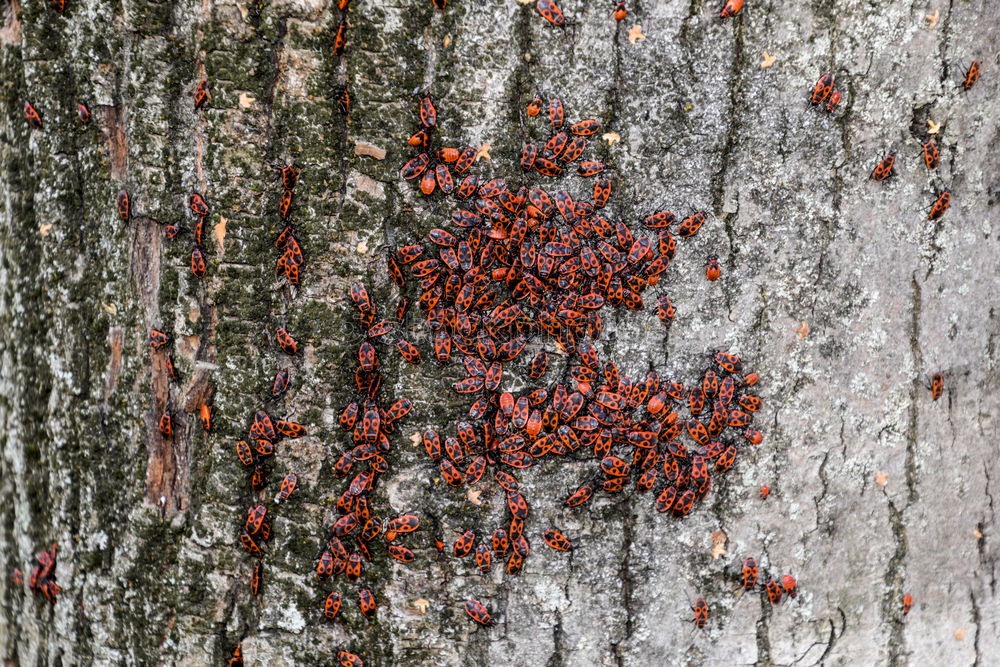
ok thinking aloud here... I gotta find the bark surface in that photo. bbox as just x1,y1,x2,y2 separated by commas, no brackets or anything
1,0,998,665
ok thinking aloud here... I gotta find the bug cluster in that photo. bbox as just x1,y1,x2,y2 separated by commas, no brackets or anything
808,72,843,114
399,96,479,197
274,165,305,285
148,329,181,438
315,282,422,623
737,557,797,606
232,324,309,596
811,59,983,222
12,544,61,605
22,97,92,130
386,95,765,624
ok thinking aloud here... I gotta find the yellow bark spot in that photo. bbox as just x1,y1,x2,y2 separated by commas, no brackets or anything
355,141,387,160
627,24,645,44
710,530,727,559
927,119,940,134
925,9,940,29
475,144,492,161
795,321,810,339
602,131,621,145
214,217,227,251
760,51,777,68
875,472,888,487
39,223,52,236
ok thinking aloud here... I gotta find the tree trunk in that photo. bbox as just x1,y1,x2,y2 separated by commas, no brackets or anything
2,0,998,665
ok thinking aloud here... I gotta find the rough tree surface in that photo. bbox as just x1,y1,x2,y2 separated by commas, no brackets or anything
1,0,998,665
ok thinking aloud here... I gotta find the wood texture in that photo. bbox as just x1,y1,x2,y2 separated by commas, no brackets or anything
1,0,998,665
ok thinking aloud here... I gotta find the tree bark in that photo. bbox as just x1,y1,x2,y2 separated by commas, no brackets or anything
2,0,998,665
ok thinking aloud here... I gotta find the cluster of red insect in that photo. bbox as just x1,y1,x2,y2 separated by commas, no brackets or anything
233,348,305,595
738,558,797,606
332,0,353,117
147,328,189,438
22,99,92,130
856,59,979,221
399,96,480,197
686,559,798,629
520,94,606,179
10,544,61,605
560,352,764,517
274,165,304,285
312,282,421,627
808,72,843,114
387,95,762,627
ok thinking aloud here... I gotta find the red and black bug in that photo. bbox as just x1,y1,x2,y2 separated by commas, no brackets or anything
527,95,543,117
464,599,493,626
272,368,290,397
962,60,981,90
77,103,91,124
536,0,566,26
690,598,709,629
117,189,131,221
419,96,437,128
676,211,706,238
194,80,210,110
275,419,306,438
453,530,476,557
928,191,950,221
613,1,627,21
164,354,180,382
277,164,300,191
333,18,349,55
759,484,770,499
324,591,342,620
542,530,572,551
902,593,913,615
720,0,743,18
929,372,944,400
548,97,565,129
781,574,798,599
276,327,299,355
191,247,207,279
359,588,377,617
921,139,940,170
199,404,212,431
335,84,351,116
228,644,243,667
50,0,65,11
870,151,896,182
149,329,171,349
275,473,298,503
741,558,759,590
705,256,721,281
809,73,835,106
825,90,842,113
24,101,43,129
764,579,783,604
577,161,605,177
189,193,210,217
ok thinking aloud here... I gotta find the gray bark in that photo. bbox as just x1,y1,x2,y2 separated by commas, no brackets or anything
1,0,998,665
